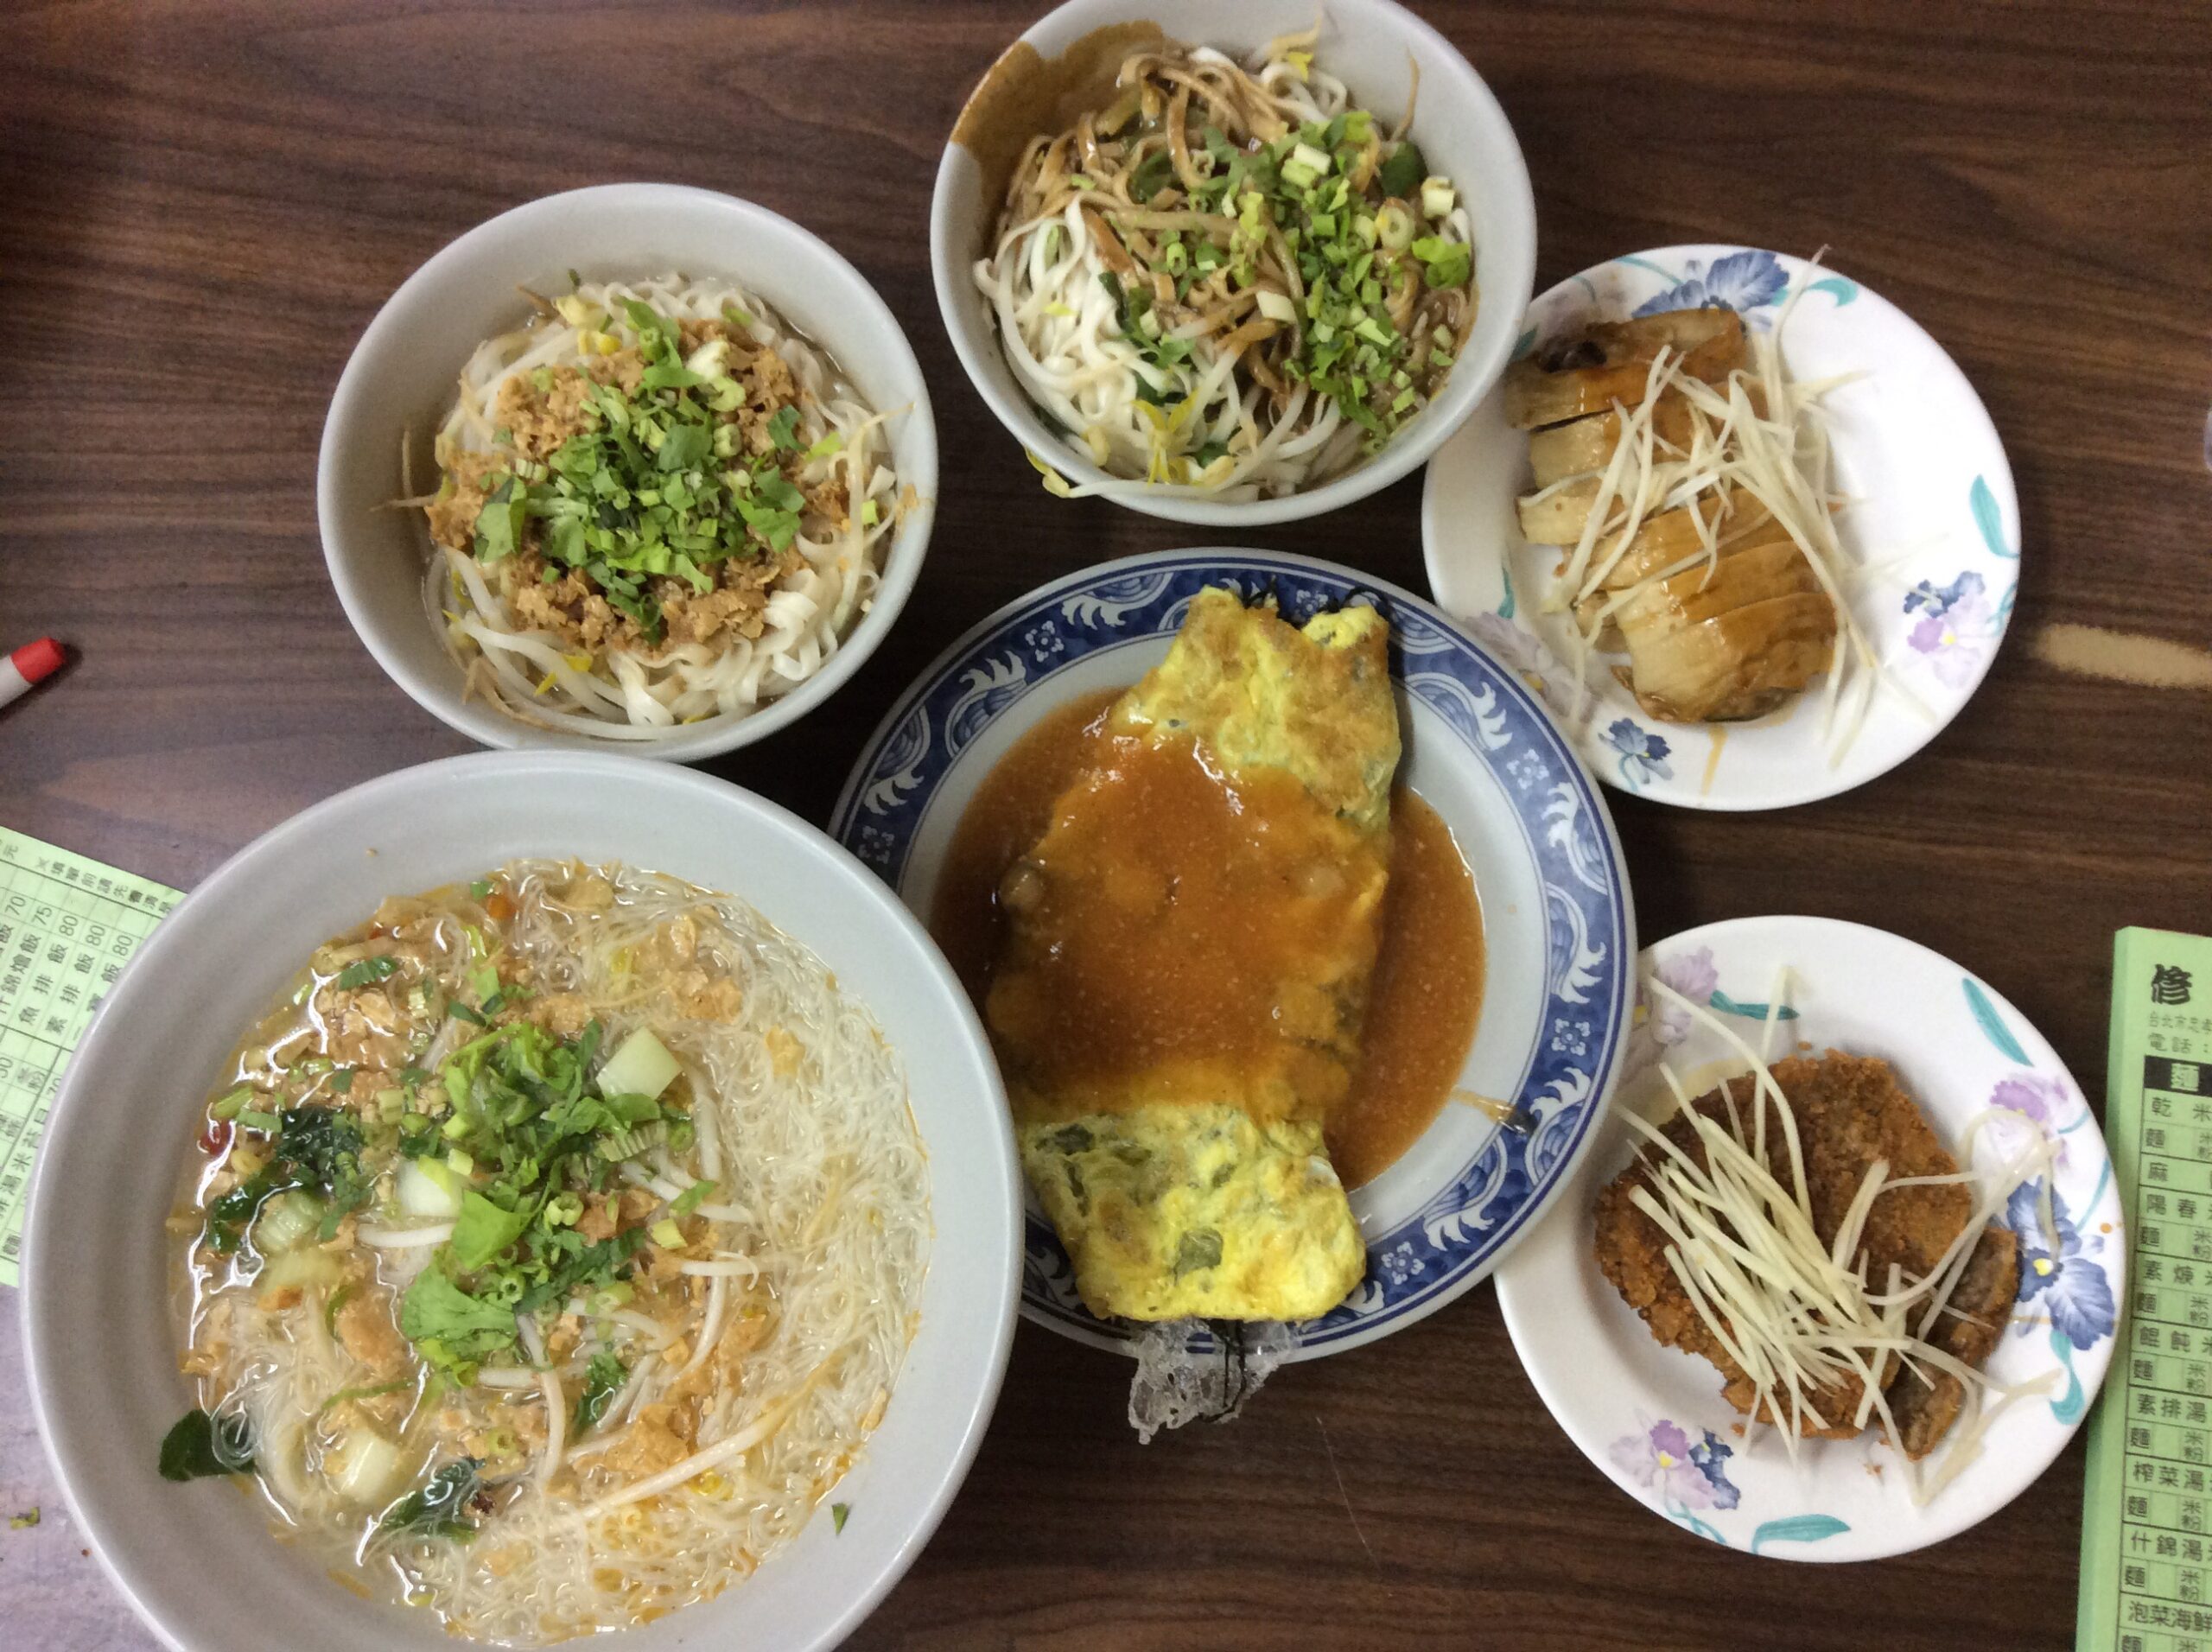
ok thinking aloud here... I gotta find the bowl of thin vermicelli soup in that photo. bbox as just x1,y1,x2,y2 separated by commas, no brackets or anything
931,0,1535,526
22,753,1020,1650
321,185,937,756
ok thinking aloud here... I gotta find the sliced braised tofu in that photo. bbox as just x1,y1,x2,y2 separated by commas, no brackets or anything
1503,308,1747,430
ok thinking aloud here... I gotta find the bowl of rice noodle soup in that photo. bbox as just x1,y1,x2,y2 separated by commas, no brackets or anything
21,753,1020,1651
321,184,937,758
931,0,1535,525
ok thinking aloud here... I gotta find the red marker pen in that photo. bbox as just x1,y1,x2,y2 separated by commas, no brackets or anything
1,639,65,709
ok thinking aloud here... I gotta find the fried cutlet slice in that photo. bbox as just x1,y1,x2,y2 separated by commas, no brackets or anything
1592,1052,2019,1457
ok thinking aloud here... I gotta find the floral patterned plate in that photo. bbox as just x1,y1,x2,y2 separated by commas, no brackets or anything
829,550,1636,1360
1494,915,2121,1560
1421,245,2019,810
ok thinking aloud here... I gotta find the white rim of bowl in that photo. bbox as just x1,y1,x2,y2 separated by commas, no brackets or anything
20,750,1020,1652
318,183,938,761
927,0,1536,526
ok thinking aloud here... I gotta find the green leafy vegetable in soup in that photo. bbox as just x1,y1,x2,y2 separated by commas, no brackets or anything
165,861,930,1645
379,1458,487,1542
157,1409,255,1482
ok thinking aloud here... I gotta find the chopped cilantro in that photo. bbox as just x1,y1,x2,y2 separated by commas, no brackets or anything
1377,140,1427,200
399,1270,518,1374
448,1191,531,1271
470,480,526,563
389,1020,682,1371
1129,148,1177,202
570,1352,627,1435
332,956,399,991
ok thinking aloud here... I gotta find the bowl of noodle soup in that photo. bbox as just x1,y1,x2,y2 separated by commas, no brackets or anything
931,0,1535,525
321,185,937,756
21,753,1020,1650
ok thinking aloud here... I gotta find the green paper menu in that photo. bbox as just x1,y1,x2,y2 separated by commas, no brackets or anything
2081,928,2212,1652
0,828,180,1287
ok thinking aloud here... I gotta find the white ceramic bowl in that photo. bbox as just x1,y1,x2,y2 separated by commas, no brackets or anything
21,753,1020,1652
930,0,1536,526
320,184,938,759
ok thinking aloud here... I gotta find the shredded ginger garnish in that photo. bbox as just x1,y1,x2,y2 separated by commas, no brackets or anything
1622,973,2057,1504
1539,262,1928,763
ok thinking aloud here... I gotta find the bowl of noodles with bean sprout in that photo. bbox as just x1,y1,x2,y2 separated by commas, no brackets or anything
22,751,1020,1650
321,185,937,755
932,0,1534,525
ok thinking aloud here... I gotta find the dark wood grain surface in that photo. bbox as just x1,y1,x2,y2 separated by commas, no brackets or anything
3,2,2208,1646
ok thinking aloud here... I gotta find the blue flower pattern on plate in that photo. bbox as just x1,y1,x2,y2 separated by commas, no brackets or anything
2010,1179,2117,1351
1631,249,1789,317
828,553,1633,1357
1604,718,1673,789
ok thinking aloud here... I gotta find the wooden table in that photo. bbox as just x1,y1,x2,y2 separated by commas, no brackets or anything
2,2,2207,1645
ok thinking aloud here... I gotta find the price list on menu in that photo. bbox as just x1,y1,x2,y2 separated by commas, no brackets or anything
2082,929,2212,1652
0,828,179,1287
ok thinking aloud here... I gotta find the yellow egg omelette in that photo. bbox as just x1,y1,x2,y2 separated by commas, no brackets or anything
987,587,1401,1321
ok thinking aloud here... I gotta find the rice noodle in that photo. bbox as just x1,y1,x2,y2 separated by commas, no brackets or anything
173,861,930,1643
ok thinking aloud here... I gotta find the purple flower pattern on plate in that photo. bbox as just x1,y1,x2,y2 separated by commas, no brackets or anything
1991,1071,2076,1167
1611,1418,1742,1512
1903,571,1995,687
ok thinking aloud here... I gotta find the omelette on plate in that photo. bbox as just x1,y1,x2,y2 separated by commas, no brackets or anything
987,587,1401,1321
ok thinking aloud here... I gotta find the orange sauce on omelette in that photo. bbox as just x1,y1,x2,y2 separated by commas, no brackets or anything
932,687,1485,1189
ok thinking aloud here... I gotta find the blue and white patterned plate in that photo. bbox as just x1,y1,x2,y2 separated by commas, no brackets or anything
1421,245,2020,810
1496,916,2122,1560
830,550,1637,1359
